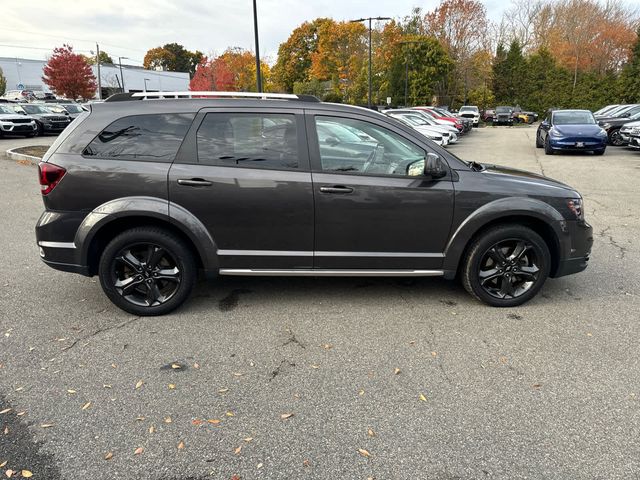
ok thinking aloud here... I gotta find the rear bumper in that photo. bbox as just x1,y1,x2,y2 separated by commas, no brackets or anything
36,209,91,276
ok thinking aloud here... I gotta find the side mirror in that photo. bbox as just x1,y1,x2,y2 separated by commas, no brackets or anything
424,152,447,179
324,136,339,146
622,112,630,118
541,120,549,129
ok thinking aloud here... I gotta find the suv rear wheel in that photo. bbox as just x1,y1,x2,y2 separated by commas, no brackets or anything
98,227,197,316
462,225,550,307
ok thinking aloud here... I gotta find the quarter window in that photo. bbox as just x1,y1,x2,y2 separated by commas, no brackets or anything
197,113,299,170
314,116,425,176
83,113,194,161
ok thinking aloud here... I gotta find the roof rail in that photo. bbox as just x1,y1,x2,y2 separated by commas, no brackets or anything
104,91,321,103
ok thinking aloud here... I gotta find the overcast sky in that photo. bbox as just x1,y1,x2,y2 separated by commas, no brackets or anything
0,0,508,66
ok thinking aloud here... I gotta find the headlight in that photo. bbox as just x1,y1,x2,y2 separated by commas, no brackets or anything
550,128,562,137
566,198,584,220
597,129,607,136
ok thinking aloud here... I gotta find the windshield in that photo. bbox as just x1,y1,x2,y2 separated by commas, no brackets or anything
0,105,16,114
553,111,596,125
460,106,478,112
20,105,51,114
64,104,83,113
496,107,512,113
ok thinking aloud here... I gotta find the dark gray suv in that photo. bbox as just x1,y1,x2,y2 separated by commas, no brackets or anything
35,92,593,315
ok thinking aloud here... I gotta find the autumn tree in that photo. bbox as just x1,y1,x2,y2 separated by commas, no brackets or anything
272,18,333,92
189,48,271,92
0,67,6,96
83,51,113,65
619,28,640,102
42,45,97,100
144,43,203,77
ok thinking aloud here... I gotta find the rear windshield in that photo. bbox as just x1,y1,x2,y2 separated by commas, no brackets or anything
553,111,595,125
83,113,194,162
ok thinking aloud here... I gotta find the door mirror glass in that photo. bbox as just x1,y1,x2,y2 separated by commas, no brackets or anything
324,136,339,146
424,153,447,179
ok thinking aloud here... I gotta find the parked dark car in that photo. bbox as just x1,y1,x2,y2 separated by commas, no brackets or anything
482,109,495,122
494,106,514,125
597,109,640,146
536,109,607,155
0,104,38,138
35,92,592,315
12,104,71,135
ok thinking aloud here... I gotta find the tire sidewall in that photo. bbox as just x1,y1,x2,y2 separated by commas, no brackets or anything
98,228,196,316
464,226,551,307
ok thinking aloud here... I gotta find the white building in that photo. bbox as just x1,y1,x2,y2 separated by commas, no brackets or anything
0,57,190,98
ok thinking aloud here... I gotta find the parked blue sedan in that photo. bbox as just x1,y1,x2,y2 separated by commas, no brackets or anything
536,109,608,155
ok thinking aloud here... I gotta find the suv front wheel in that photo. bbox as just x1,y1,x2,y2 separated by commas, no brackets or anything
462,225,551,307
98,227,197,316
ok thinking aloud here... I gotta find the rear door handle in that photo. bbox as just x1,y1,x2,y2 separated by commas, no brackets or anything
177,178,213,187
319,185,354,194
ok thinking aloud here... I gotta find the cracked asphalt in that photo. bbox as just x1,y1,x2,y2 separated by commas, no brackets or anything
1,126,639,479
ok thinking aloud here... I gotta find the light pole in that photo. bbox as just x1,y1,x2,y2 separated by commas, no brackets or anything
94,44,102,100
144,78,150,92
349,16,391,109
118,56,129,93
252,0,262,92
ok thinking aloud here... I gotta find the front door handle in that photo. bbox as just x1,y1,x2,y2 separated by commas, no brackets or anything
177,178,213,187
320,185,354,194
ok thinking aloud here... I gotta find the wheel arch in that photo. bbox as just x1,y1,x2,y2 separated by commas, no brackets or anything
443,198,567,278
74,196,219,276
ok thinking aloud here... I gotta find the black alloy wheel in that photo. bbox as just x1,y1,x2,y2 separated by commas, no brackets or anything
608,129,625,146
462,225,550,307
99,227,196,315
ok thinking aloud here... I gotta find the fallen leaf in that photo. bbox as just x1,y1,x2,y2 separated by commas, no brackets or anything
0,409,11,414
280,413,294,420
322,344,332,350
104,452,113,460
532,384,542,389
5,469,13,478
233,372,244,377
82,402,92,410
21,470,33,478
358,448,371,458
163,417,172,424
358,390,365,396
218,388,229,393
234,445,242,455
168,384,176,390
394,368,401,375
135,380,144,389
431,351,437,357
136,416,145,421
226,411,235,417
111,363,117,369
244,437,253,442
587,332,593,337
149,425,155,433
0,462,5,468
171,363,181,369
177,440,185,450
368,428,375,437
103,385,112,389
419,393,427,402
40,424,54,428
191,419,203,426
134,447,144,455
16,412,26,417
207,419,221,425
15,387,24,392
67,390,76,394
303,459,311,467
257,463,263,469
3,427,8,434
499,356,508,364
193,363,200,369
311,365,320,369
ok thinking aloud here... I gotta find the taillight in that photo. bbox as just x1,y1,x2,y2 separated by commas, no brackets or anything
38,162,66,195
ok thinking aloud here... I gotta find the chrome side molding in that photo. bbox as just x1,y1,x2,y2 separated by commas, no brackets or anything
218,269,444,277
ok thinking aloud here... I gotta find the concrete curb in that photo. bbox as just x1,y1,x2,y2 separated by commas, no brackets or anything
5,147,42,165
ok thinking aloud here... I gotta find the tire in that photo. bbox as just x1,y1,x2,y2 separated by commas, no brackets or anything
544,136,554,155
461,225,551,307
608,129,624,146
98,227,197,316
36,123,44,137
593,149,605,156
24,133,35,138
535,132,543,148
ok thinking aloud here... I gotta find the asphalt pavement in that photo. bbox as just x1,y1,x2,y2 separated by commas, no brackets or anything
1,127,639,479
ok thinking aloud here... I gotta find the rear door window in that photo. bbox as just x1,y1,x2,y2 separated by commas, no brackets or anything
83,113,194,162
196,113,299,170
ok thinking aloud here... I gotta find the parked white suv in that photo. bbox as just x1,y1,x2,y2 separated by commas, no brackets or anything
458,105,480,127
0,104,37,137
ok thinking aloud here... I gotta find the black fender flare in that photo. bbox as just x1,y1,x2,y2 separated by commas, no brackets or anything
442,197,569,274
74,196,219,274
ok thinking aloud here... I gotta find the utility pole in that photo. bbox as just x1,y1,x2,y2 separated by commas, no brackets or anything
349,16,391,109
253,0,262,92
118,56,128,93
95,43,102,100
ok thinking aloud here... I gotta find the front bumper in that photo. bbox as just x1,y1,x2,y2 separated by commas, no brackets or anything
549,137,607,151
552,220,593,278
0,122,37,133
42,122,71,132
629,135,640,149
